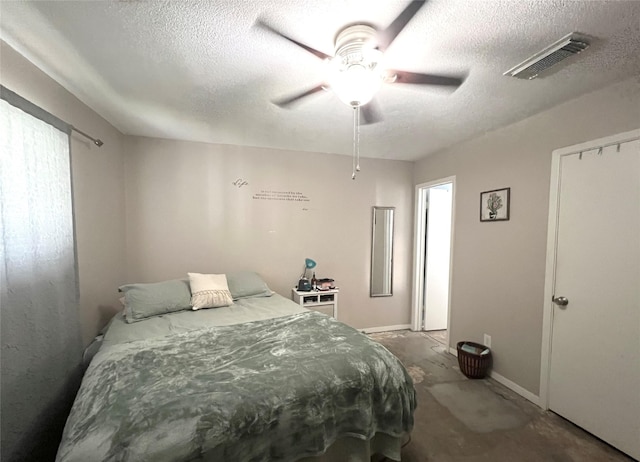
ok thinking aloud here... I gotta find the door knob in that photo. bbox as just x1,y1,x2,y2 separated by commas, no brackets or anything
552,296,569,306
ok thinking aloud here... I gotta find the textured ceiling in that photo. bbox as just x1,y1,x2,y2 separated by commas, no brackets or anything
1,0,639,161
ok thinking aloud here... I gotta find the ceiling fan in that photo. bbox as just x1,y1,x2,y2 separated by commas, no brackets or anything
256,0,465,125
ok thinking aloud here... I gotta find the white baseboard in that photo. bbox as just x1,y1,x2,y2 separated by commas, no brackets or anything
488,370,541,407
361,324,411,334
446,347,541,407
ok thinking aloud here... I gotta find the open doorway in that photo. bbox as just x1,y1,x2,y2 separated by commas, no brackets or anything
411,177,455,349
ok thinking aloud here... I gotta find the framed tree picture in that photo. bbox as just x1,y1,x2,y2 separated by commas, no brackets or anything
480,187,510,221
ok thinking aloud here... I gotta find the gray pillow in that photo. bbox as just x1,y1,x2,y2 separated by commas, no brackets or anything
226,271,273,300
119,279,192,323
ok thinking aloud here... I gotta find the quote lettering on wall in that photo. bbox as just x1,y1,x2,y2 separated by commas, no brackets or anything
232,178,311,203
253,190,310,202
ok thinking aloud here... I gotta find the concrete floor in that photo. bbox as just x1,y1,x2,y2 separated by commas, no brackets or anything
369,330,634,462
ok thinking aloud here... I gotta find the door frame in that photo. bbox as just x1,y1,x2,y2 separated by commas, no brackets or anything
411,176,456,334
539,129,640,410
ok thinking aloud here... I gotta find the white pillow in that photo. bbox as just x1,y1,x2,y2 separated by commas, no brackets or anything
187,272,234,310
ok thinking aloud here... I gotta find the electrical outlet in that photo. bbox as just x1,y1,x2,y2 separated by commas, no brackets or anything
483,334,491,348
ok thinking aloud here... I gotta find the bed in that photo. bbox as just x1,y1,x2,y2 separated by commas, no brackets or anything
56,272,416,462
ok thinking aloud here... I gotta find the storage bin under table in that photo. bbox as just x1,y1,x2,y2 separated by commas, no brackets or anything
291,288,339,319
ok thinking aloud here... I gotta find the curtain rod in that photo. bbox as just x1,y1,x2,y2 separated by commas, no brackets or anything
1,85,104,147
71,126,104,147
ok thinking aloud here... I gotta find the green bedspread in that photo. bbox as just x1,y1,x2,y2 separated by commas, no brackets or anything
56,311,416,462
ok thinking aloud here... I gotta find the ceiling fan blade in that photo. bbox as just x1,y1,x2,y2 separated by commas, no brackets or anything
391,70,464,87
361,100,383,125
273,84,326,108
255,19,332,60
377,1,427,52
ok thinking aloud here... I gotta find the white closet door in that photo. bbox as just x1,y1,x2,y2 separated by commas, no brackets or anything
424,187,452,331
549,139,639,459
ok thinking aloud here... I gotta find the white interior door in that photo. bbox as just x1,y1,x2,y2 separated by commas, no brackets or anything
424,186,452,331
549,138,639,459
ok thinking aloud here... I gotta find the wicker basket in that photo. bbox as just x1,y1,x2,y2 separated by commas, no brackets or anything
457,341,492,379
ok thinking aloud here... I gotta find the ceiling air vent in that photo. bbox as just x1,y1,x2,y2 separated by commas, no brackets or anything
504,33,590,80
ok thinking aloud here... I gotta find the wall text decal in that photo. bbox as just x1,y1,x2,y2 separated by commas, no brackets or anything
232,178,249,188
252,190,310,202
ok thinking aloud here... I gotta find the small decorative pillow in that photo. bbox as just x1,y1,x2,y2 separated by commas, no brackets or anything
188,272,234,310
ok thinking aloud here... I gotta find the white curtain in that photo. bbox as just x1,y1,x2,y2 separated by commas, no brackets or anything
1,99,82,462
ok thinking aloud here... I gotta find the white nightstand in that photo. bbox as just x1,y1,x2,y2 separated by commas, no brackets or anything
291,288,339,319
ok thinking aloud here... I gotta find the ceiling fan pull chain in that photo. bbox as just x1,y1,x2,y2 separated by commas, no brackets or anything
352,105,358,179
355,105,361,173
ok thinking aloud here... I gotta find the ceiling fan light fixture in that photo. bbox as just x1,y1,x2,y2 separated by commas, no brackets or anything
329,63,383,107
328,47,384,107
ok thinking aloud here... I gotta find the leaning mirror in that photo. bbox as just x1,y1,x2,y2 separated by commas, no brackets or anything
371,206,395,297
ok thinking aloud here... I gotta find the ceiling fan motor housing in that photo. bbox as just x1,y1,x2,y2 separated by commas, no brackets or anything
335,25,377,56
331,25,384,106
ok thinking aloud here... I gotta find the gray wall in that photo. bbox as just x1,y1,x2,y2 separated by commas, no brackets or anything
123,136,415,329
414,76,640,395
1,41,127,461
